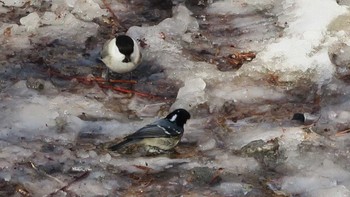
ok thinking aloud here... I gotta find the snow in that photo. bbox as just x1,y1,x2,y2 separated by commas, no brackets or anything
259,0,347,82
20,12,41,31
172,77,207,110
215,182,252,196
1,0,350,196
1,0,30,7
72,0,108,21
306,185,350,197
281,176,337,194
207,0,277,15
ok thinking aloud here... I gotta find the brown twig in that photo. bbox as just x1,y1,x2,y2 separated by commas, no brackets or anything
28,161,64,185
335,128,350,137
98,84,162,99
45,67,171,100
101,0,126,33
132,165,153,173
209,168,224,186
101,0,118,21
48,171,90,196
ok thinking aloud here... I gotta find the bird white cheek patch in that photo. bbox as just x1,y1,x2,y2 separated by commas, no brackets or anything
170,114,177,122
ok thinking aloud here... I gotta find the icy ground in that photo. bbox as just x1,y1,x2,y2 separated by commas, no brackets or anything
1,0,350,196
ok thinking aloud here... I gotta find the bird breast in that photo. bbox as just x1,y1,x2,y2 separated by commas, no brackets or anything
141,136,181,150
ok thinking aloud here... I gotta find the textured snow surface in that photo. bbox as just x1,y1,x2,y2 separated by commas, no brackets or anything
1,0,350,196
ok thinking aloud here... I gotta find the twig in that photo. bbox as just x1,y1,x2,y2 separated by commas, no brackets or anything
45,67,173,100
29,161,64,185
209,168,223,186
132,165,153,173
335,128,350,137
101,0,118,21
98,84,163,99
48,171,90,196
101,0,126,33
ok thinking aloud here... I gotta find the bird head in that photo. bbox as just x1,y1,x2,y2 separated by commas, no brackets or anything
115,35,134,63
165,109,191,127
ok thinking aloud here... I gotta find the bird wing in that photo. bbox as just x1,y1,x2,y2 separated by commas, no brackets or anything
107,138,136,151
125,119,183,140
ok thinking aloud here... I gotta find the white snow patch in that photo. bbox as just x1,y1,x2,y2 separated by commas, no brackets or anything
172,77,207,110
281,176,337,194
20,12,41,31
1,0,30,7
210,84,284,104
259,0,347,82
72,0,108,21
306,185,350,197
208,0,277,15
215,182,252,196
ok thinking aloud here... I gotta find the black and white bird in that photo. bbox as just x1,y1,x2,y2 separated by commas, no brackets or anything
108,109,191,155
100,35,142,77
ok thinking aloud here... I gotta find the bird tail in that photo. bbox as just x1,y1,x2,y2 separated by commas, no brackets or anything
107,139,133,151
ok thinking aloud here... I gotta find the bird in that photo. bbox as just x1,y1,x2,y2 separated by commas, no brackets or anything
100,35,142,79
292,112,320,126
107,109,191,156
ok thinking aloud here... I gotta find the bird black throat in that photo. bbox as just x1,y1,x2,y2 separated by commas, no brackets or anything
115,35,134,63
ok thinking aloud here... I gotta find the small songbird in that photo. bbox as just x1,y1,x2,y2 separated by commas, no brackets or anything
108,109,191,156
100,35,142,76
292,112,319,126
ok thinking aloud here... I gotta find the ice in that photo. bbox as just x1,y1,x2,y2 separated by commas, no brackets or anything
198,137,216,151
160,5,199,34
2,0,350,196
69,178,111,196
66,0,78,7
72,0,108,21
281,176,337,194
38,12,99,44
127,97,167,117
215,182,252,196
0,6,8,14
209,83,285,104
0,146,33,167
209,153,260,173
109,157,190,173
228,124,294,149
259,0,347,82
127,5,199,56
20,12,41,31
306,185,350,197
329,42,350,79
312,101,350,135
1,0,29,7
208,0,276,15
172,77,207,110
17,103,59,129
313,159,350,183
279,149,350,195
99,153,112,163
